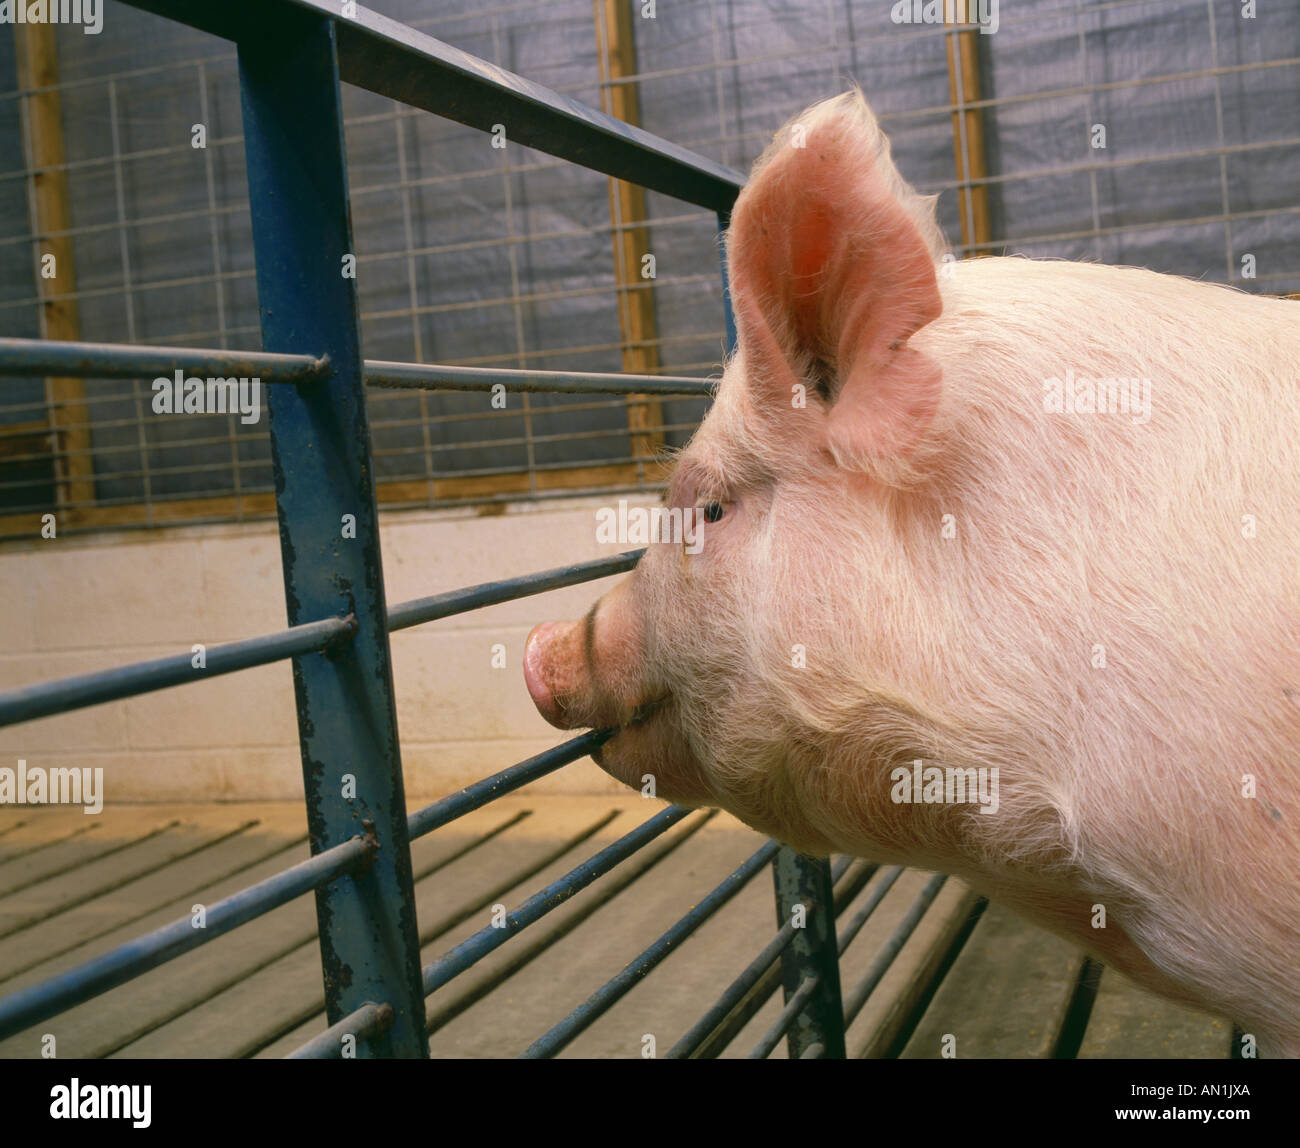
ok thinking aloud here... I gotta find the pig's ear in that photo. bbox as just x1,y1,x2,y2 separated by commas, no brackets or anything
727,89,946,478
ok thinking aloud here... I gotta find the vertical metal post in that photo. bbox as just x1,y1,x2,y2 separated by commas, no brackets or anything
772,847,847,1059
237,9,427,1058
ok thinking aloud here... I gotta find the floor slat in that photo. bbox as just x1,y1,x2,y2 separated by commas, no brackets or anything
900,901,1085,1058
1078,966,1230,1058
0,800,1227,1059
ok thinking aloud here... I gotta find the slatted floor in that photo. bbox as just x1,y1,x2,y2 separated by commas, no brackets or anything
0,798,1231,1058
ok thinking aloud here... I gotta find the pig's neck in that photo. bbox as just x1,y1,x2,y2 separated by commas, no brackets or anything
789,729,1279,1031
775,728,1184,984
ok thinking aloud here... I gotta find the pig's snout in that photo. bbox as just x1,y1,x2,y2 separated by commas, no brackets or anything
524,599,714,807
523,620,588,729
524,581,655,731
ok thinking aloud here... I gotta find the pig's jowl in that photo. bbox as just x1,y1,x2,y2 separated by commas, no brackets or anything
523,90,1300,1056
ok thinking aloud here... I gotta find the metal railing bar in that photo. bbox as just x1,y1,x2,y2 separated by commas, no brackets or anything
126,813,530,1060
424,811,717,1038
0,0,979,1061
406,730,614,841
0,0,570,109
2,830,313,986
0,330,722,397
664,917,801,1059
0,337,328,382
329,1,745,211
826,860,881,916
737,862,886,1059
2,106,1293,271
663,860,874,1059
0,554,640,730
364,360,713,397
415,811,620,948
0,0,1277,108
0,832,376,1042
0,384,702,430
841,874,949,1027
836,866,905,955
420,805,691,997
0,337,712,396
388,550,643,633
0,615,357,730
117,0,745,213
865,895,989,1060
286,1001,395,1059
748,973,821,1059
520,838,782,1058
0,821,272,946
3,1,1285,120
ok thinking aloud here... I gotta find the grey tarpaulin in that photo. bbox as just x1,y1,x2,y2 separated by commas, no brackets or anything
0,0,1295,515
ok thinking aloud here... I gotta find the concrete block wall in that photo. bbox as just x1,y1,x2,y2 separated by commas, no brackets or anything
0,495,659,803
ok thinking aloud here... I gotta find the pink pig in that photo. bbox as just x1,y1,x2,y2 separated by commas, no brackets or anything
523,90,1300,1057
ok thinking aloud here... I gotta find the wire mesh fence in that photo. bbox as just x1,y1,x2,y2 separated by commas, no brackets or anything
1,0,1296,535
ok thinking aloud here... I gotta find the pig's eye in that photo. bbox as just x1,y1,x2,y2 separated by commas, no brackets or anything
703,501,726,524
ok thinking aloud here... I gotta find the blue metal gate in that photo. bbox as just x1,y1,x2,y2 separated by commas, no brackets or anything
0,0,951,1059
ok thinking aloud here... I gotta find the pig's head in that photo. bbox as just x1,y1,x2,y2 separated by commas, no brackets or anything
521,91,1300,1052
525,90,983,860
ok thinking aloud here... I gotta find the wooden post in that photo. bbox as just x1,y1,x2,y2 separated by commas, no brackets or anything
944,3,992,256
15,22,95,514
595,0,664,478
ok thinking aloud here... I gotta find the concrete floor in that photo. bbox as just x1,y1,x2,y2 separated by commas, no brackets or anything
0,796,1230,1058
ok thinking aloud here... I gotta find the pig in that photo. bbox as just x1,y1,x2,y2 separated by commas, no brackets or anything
523,89,1300,1057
